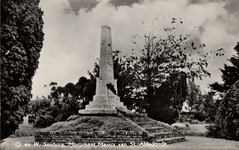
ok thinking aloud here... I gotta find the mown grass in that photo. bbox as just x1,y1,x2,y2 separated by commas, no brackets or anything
172,123,212,136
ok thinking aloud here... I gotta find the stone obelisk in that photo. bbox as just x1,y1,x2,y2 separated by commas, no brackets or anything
79,25,127,114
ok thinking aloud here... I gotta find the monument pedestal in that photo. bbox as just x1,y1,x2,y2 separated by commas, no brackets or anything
79,95,127,114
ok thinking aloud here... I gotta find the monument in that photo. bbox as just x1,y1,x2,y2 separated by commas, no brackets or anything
35,26,185,145
79,25,127,115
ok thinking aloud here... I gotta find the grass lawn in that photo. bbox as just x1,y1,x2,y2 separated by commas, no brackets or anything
1,136,239,150
172,123,213,136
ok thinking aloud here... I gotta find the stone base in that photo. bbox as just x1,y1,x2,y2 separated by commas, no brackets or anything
35,131,144,145
35,115,185,145
78,109,117,115
79,95,127,115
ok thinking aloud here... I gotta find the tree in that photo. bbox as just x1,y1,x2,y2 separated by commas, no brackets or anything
1,0,44,139
207,42,239,140
185,79,203,112
46,77,95,121
124,17,223,116
30,77,93,127
113,51,145,111
210,42,239,93
201,92,218,122
147,71,188,124
29,74,96,127
207,80,239,141
184,80,218,123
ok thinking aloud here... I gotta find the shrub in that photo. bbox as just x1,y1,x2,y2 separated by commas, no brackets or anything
34,115,55,128
149,107,178,125
194,112,205,122
206,125,222,138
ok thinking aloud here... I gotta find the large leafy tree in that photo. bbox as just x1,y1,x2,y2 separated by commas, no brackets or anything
123,18,223,115
1,0,44,139
210,42,239,93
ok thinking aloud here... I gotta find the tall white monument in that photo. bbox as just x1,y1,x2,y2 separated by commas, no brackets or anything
79,25,127,114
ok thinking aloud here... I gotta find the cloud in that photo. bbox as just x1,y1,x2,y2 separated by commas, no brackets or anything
33,0,239,97
68,0,99,15
184,0,239,92
108,0,143,7
224,0,239,14
188,0,239,16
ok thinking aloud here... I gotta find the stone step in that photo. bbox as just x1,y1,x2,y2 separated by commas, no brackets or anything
93,95,121,101
156,136,185,144
151,132,175,139
85,104,115,110
86,100,127,110
136,122,158,128
89,99,112,104
129,116,149,122
144,127,166,133
89,99,123,105
129,116,185,145
78,109,117,114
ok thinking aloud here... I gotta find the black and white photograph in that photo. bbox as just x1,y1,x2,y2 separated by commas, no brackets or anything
1,0,239,149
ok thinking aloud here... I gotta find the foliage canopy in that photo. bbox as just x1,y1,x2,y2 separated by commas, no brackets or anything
1,0,44,139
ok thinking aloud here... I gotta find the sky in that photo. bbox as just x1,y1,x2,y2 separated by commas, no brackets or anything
32,0,239,98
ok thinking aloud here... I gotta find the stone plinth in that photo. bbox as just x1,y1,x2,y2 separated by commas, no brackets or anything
79,25,127,115
79,95,127,114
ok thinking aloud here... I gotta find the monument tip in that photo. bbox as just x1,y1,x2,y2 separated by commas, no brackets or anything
102,25,111,29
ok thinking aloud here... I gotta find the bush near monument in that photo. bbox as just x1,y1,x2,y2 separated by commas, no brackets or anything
1,0,44,139
207,80,239,141
29,77,95,128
